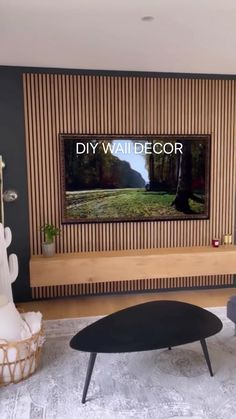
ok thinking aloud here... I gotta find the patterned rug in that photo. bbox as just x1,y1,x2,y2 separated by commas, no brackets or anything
1,307,236,419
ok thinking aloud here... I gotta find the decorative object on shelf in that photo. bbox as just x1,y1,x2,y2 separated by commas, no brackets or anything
0,296,44,385
212,238,220,247
223,234,232,245
0,223,18,302
41,223,60,257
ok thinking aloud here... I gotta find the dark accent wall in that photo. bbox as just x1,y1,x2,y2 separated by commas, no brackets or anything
0,67,31,301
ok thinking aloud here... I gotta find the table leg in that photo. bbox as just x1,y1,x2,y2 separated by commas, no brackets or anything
200,339,213,377
82,352,97,403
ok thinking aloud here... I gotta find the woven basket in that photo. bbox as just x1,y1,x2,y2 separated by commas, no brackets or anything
0,324,44,386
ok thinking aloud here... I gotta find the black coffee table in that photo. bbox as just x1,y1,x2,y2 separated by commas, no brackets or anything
70,300,222,403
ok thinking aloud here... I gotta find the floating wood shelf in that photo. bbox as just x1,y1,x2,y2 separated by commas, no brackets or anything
30,246,236,288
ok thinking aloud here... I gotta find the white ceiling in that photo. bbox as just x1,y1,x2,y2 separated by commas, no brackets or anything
1,0,236,74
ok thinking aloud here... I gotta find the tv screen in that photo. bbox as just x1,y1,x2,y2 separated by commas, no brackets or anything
60,134,210,223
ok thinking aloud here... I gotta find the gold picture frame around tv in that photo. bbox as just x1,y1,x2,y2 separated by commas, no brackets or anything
60,134,211,224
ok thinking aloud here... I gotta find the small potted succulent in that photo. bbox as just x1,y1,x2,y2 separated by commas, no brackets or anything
41,223,60,257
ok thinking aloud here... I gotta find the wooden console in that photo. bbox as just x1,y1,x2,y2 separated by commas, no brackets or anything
30,246,236,288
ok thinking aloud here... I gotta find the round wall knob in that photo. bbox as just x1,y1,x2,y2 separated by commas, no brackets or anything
3,190,18,202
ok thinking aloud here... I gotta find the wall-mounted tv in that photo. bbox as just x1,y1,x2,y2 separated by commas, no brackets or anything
60,134,210,223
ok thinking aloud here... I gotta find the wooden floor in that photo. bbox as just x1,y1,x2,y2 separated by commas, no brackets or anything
18,287,236,320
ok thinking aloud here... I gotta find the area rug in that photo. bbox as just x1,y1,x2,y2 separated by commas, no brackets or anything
1,307,236,419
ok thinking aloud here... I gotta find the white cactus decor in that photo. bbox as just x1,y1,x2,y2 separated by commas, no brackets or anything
0,223,18,302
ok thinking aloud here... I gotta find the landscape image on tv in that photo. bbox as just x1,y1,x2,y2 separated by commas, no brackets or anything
60,135,210,223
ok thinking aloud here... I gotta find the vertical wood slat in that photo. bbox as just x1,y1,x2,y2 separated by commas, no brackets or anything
32,273,235,299
22,73,236,298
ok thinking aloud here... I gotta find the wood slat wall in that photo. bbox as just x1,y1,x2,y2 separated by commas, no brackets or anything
31,275,233,300
23,73,236,298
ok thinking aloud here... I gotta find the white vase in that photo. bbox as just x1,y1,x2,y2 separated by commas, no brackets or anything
42,242,55,257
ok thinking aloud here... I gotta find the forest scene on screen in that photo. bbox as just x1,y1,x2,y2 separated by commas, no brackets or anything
61,136,209,222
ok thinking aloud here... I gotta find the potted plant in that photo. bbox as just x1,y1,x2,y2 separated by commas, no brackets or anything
41,223,60,257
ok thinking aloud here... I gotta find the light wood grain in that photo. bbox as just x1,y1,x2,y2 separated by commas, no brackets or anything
30,246,236,288
17,288,236,320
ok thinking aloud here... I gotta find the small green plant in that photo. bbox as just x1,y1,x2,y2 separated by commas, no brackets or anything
41,223,60,243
